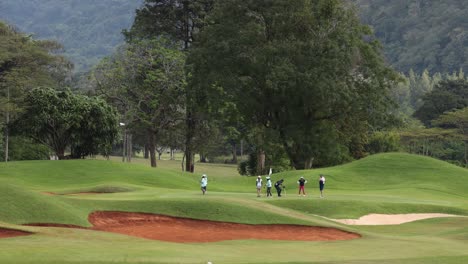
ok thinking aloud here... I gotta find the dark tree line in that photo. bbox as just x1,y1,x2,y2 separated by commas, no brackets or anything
93,0,399,172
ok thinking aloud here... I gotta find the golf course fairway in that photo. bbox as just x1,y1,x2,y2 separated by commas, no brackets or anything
0,152,467,263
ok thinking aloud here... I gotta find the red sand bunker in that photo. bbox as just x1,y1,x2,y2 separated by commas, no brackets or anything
88,211,360,243
24,211,360,243
0,228,31,239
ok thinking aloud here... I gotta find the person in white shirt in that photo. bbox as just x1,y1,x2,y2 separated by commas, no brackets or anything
319,174,325,198
256,176,263,197
265,176,272,197
200,174,208,195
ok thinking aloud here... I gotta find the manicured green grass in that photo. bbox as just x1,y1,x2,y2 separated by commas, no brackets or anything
0,153,467,263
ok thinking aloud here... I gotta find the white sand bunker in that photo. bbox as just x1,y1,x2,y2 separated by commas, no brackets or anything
333,213,462,225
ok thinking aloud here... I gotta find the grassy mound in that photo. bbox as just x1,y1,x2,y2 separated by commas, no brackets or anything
0,182,87,226
274,153,468,195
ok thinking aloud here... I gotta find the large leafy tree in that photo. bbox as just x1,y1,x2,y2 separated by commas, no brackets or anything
0,21,70,162
14,87,118,159
93,38,186,167
189,0,399,170
124,0,214,172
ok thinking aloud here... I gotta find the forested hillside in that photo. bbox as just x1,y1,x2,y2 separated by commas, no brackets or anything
0,0,466,74
355,0,467,74
0,0,143,72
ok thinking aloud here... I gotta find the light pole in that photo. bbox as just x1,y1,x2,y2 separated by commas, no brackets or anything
119,122,126,162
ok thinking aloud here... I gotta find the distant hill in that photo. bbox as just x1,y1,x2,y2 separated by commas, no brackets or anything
355,0,467,74
1,1,466,74
0,0,143,73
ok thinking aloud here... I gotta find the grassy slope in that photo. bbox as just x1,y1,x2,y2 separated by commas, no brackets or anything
0,153,467,263
268,153,468,218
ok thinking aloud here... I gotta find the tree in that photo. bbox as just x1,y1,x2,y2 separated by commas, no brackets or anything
0,21,70,162
399,127,459,157
93,38,186,167
433,107,468,166
189,0,399,170
13,87,118,159
125,0,214,172
413,79,468,126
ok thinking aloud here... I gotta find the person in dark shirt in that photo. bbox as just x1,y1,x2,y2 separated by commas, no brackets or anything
297,176,307,196
274,179,284,197
319,174,326,198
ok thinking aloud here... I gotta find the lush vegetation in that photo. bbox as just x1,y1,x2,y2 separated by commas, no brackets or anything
92,0,400,173
0,0,144,72
0,153,467,263
355,0,468,74
2,0,466,75
0,21,119,161
1,2,468,263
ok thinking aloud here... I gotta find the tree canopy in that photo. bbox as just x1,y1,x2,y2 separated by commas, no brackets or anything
0,0,144,72
13,87,119,159
93,38,186,167
0,20,70,161
413,79,468,126
189,0,399,169
355,0,468,73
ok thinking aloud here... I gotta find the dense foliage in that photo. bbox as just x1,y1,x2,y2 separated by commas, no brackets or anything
92,38,186,167
190,0,399,170
123,0,215,171
13,87,119,159
0,21,70,161
414,79,468,126
0,0,143,72
355,0,468,73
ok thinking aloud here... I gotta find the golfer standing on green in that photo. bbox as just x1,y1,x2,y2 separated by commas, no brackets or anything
256,176,263,197
319,174,325,198
200,174,208,195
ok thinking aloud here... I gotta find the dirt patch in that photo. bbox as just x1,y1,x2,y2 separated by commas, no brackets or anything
26,211,360,243
0,228,31,239
23,223,86,229
333,213,462,225
89,211,360,242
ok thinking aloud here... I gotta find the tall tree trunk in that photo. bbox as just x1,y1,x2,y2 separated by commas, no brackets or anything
232,143,238,163
126,134,132,162
144,144,149,159
185,110,194,173
122,129,127,162
56,148,65,160
181,153,185,171
256,149,265,175
240,139,243,161
304,157,314,169
200,153,207,163
148,133,157,167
